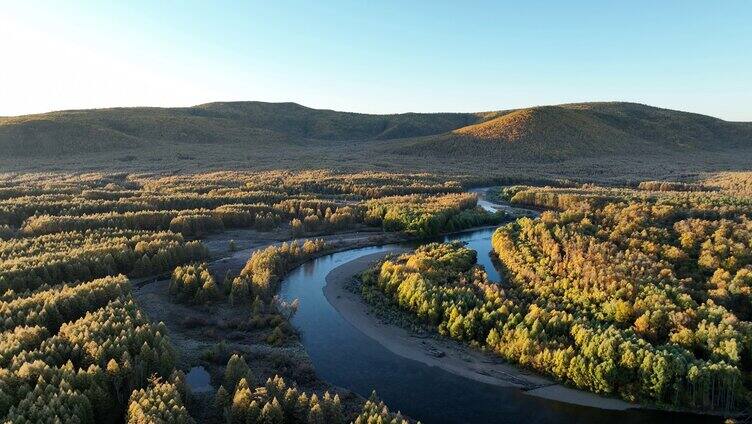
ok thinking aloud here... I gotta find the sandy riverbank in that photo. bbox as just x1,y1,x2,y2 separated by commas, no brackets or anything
323,251,635,411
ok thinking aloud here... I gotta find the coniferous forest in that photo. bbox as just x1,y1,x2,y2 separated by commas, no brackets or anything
4,2,752,422
0,171,499,423
362,184,752,414
0,169,751,422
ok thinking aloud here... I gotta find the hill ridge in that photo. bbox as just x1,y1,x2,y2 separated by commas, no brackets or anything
1,101,750,160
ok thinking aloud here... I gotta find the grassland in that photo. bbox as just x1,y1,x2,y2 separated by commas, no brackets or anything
1,101,751,186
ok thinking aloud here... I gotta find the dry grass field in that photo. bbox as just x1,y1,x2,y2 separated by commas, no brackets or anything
2,101,751,186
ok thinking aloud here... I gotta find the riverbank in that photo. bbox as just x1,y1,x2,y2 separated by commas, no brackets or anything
323,251,636,411
133,228,414,422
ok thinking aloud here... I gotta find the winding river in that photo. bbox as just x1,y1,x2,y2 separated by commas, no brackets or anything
279,198,719,423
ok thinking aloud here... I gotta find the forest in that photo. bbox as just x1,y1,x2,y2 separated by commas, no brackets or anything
361,183,752,413
4,2,752,421
3,168,751,422
0,170,503,423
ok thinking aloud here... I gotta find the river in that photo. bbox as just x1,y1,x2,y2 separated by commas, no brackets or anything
279,192,718,423
279,223,718,423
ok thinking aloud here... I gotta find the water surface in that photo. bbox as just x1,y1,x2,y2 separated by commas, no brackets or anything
186,365,213,393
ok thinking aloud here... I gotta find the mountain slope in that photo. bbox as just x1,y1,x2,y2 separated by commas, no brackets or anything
1,101,750,160
0,102,479,157
191,102,478,141
387,102,752,160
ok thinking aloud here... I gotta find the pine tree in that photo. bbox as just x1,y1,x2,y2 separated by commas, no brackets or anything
229,378,253,424
215,385,230,411
261,397,284,424
223,354,253,394
307,402,325,424
246,400,262,424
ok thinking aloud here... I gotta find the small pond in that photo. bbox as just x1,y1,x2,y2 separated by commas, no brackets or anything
186,366,213,393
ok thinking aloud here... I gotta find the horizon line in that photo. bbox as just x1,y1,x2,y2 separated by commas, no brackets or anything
2,99,747,123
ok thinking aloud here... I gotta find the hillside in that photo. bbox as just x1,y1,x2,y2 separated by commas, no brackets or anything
0,102,478,157
1,101,751,166
386,102,752,160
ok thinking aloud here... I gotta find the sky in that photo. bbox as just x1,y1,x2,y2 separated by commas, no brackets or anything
1,1,751,120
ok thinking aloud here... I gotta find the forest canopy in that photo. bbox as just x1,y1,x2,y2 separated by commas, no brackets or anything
3,169,750,421
362,184,752,412
0,170,482,423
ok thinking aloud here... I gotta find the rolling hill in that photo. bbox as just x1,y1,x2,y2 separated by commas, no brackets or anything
0,102,478,157
386,102,752,160
1,101,751,163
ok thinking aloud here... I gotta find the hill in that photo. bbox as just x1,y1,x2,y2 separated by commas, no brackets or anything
0,102,478,157
1,101,751,173
385,102,752,160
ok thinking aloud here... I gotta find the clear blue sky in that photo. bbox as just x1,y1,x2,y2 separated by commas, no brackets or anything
2,0,751,120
